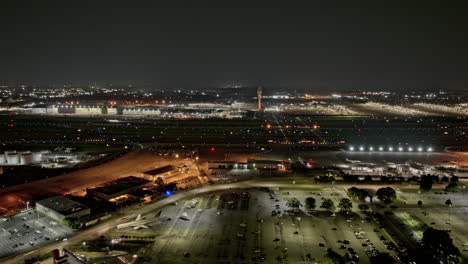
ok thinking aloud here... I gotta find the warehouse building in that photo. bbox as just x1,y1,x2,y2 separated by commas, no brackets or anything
87,176,151,201
36,196,90,221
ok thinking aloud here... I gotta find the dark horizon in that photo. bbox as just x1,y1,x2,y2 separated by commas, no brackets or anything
1,1,468,92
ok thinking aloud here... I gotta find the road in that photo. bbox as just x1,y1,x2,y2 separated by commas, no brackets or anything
0,180,445,264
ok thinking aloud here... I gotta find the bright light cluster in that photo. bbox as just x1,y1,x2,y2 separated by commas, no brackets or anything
348,146,433,152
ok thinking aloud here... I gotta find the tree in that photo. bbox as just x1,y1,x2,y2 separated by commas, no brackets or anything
62,218,80,230
322,248,345,264
338,198,353,214
286,198,302,210
441,176,449,182
342,174,358,183
320,198,335,211
420,175,433,191
418,200,423,207
315,176,335,183
414,228,461,264
450,176,459,183
304,197,316,211
376,187,397,204
347,187,369,201
445,182,460,192
369,252,397,264
445,199,452,206
358,204,370,212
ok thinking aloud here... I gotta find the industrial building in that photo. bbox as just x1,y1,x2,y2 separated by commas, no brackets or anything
0,150,46,165
248,159,283,170
36,196,90,221
142,165,175,180
87,176,151,201
208,159,288,170
208,161,243,170
46,105,117,115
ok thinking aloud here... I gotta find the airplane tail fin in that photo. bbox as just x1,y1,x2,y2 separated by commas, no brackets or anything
155,210,162,217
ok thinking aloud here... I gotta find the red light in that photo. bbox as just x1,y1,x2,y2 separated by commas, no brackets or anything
210,147,215,152
357,128,362,132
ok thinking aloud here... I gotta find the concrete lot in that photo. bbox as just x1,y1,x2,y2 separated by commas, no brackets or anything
113,188,395,264
0,210,72,259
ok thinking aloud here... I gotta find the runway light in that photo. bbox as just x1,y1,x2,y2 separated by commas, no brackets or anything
417,147,423,152
408,147,413,152
398,147,403,152
349,146,354,151
359,146,364,151
427,147,433,152
388,147,394,151
369,146,374,151
165,190,173,196
378,147,383,151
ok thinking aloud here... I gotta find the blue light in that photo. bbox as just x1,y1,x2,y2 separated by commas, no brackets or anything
165,190,173,196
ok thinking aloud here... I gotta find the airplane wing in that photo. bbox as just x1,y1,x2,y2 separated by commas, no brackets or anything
133,225,149,230
135,214,142,221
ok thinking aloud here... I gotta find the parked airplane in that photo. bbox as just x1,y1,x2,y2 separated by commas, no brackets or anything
116,210,162,230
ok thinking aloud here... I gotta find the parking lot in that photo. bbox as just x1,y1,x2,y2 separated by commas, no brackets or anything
0,210,73,259
112,188,395,264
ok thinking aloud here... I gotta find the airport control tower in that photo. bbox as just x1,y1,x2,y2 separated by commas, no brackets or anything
257,85,263,110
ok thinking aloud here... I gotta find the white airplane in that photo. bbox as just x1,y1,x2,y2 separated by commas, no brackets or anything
346,158,361,164
179,212,190,221
117,211,161,230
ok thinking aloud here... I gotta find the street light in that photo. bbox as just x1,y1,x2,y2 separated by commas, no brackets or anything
369,146,374,151
398,147,403,152
349,146,354,151
359,146,364,151
408,147,413,152
417,147,423,152
388,147,394,151
378,146,383,151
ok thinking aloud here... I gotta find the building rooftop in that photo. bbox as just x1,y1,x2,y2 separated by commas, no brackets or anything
248,159,281,165
208,160,239,164
89,176,150,195
143,165,175,176
36,196,88,215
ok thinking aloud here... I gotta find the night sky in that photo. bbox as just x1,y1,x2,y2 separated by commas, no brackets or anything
1,1,467,91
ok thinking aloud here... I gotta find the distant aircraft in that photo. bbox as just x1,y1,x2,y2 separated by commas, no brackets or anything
345,158,361,164
116,210,162,230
